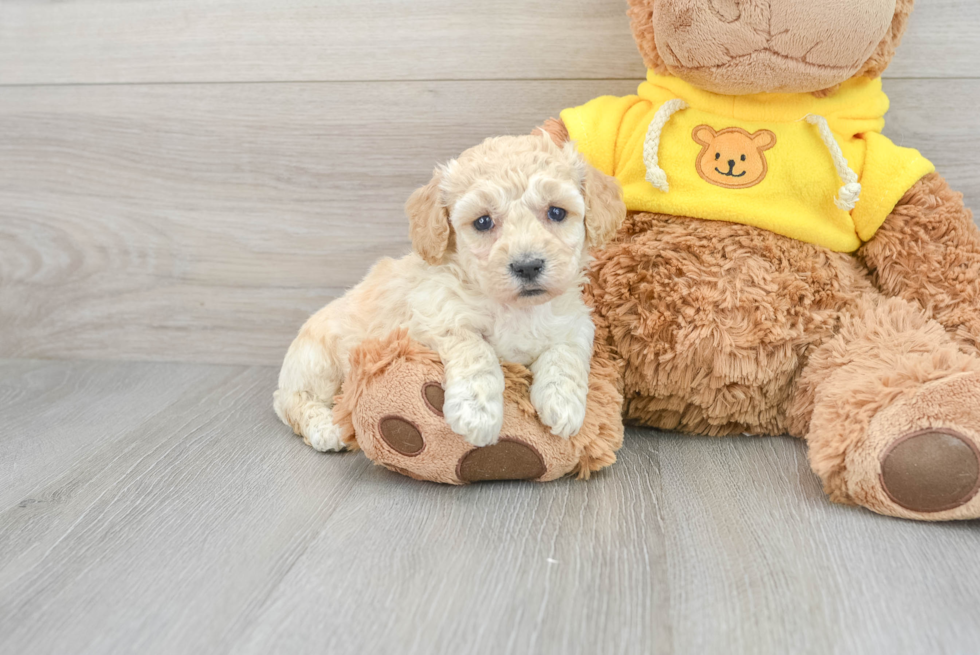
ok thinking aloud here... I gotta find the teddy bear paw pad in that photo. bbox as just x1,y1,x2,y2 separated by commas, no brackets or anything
378,416,425,456
457,439,547,482
880,429,980,513
422,382,444,416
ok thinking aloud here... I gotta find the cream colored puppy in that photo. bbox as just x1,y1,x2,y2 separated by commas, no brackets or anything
274,133,625,452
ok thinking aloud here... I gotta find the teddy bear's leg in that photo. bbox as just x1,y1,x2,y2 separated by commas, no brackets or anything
788,294,980,520
569,311,625,477
332,330,622,484
858,173,980,354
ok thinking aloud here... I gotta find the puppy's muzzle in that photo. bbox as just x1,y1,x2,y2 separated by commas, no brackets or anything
509,257,546,283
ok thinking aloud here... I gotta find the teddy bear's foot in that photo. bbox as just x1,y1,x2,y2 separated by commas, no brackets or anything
370,378,564,484
879,428,980,514
357,372,576,485
332,330,602,484
797,295,980,520
851,372,980,520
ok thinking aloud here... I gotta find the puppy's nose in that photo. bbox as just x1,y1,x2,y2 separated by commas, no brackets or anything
509,257,545,282
728,159,736,168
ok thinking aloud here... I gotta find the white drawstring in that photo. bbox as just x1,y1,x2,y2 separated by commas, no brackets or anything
643,104,861,212
643,99,688,193
805,114,862,211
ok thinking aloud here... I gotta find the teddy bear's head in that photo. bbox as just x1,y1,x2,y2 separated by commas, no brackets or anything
626,0,914,95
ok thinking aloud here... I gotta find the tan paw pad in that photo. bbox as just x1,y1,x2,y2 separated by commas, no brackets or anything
880,429,980,513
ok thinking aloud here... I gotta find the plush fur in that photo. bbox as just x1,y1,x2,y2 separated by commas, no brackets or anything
859,173,980,354
540,0,980,520
587,211,872,436
626,0,914,95
787,295,980,515
275,134,625,453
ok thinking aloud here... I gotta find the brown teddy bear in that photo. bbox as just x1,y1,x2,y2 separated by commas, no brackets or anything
338,0,980,522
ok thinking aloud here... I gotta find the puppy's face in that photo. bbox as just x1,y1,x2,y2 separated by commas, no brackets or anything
446,150,589,307
406,134,625,308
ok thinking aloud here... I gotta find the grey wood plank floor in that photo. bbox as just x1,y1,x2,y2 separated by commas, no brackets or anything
1,359,978,655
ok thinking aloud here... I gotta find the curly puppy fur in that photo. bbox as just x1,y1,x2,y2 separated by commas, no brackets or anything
275,134,625,453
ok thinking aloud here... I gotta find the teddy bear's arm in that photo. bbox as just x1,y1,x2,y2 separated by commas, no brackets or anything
858,173,980,353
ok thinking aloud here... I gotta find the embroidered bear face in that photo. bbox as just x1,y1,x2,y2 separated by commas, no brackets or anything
692,126,777,190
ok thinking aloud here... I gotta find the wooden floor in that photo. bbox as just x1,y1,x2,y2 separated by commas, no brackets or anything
1,359,979,655
4,0,980,652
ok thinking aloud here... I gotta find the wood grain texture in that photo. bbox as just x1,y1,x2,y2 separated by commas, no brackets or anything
2,79,979,366
0,359,978,655
0,359,237,509
0,0,977,85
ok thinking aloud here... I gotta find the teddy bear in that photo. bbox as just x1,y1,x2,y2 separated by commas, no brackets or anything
335,0,980,522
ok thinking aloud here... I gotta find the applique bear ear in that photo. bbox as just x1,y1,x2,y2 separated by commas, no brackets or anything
692,125,717,147
751,130,777,151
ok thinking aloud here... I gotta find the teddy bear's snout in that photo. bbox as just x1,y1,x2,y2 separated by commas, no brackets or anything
652,0,896,94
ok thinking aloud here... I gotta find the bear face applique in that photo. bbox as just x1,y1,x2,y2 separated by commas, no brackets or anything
692,125,776,190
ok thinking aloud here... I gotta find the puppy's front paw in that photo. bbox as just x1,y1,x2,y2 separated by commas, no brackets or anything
531,376,587,439
443,380,504,447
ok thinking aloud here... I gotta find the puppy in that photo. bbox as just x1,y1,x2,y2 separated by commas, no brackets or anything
274,133,625,452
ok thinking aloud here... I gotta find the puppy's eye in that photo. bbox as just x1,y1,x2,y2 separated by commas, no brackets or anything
473,215,494,232
740,154,746,162
547,206,567,222
715,152,721,160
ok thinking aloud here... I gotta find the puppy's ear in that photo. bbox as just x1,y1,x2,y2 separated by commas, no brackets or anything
406,168,452,265
582,165,626,249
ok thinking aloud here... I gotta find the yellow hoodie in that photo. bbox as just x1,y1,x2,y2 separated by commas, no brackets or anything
561,72,935,252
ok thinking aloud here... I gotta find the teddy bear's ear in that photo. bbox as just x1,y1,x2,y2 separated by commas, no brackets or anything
626,0,670,74
406,167,453,266
582,165,626,249
692,125,717,147
856,0,915,80
751,130,777,151
535,119,570,146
